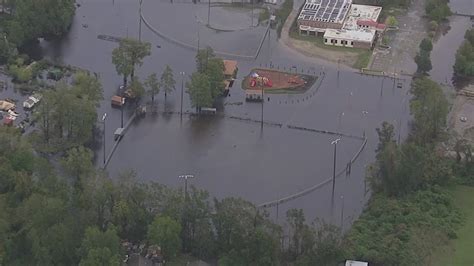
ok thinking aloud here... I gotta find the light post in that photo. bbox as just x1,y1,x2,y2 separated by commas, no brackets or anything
331,138,341,201
195,16,200,51
208,0,211,26
179,174,195,200
120,97,125,128
178,174,194,252
340,195,345,230
180,72,185,120
260,87,264,130
138,0,143,41
102,113,107,165
338,112,344,133
362,110,368,137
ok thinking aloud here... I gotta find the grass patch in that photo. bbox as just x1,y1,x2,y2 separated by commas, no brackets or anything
275,0,293,38
258,8,270,23
431,185,474,266
353,50,372,69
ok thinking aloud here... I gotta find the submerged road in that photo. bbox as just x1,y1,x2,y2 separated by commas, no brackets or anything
34,0,417,226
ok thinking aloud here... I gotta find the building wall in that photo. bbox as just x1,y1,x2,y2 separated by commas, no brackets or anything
323,37,372,49
298,20,343,30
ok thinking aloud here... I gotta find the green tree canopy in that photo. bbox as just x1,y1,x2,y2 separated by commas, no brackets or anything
160,65,176,100
420,38,433,52
145,73,160,106
415,50,432,73
147,216,182,259
186,72,212,111
6,0,75,46
79,226,121,266
386,16,398,27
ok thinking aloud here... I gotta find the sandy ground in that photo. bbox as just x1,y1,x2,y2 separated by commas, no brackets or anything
450,85,474,143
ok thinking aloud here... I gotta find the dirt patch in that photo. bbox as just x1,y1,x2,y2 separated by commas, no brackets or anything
242,68,317,93
287,38,361,67
449,85,474,143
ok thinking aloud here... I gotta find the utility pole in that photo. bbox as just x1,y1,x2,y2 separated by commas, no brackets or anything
331,138,341,202
251,0,254,27
261,87,264,130
208,0,211,25
178,174,195,252
138,0,143,41
180,72,185,120
362,110,368,137
102,113,107,165
340,195,345,230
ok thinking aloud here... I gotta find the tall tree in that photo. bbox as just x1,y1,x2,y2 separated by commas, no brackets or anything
147,216,182,259
206,58,226,99
120,38,151,81
196,47,215,73
410,77,448,144
144,73,160,106
186,72,212,112
7,0,75,45
79,226,121,266
72,72,103,105
415,50,432,73
129,78,145,104
160,65,176,102
112,43,133,88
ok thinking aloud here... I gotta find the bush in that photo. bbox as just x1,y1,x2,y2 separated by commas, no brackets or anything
420,38,433,53
345,188,462,265
429,20,439,31
386,16,399,27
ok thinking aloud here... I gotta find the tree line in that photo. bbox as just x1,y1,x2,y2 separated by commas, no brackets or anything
454,29,474,77
0,0,75,62
343,76,473,265
0,125,352,265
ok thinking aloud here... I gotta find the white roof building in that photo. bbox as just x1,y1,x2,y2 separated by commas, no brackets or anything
324,28,376,43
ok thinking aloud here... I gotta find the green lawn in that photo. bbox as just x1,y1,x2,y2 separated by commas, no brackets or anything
432,185,474,266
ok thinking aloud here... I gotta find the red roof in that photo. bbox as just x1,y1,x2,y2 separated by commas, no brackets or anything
357,20,386,30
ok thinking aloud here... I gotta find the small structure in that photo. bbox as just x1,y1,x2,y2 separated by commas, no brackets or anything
0,100,15,111
345,260,368,266
23,98,36,109
200,107,217,115
245,89,264,102
114,128,125,141
3,116,13,126
223,60,238,79
111,95,125,107
23,94,42,109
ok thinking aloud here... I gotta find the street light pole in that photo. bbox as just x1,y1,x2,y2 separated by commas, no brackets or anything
178,174,194,253
331,138,341,201
102,113,107,165
179,174,195,200
138,0,143,41
208,0,211,26
180,72,185,120
362,110,368,137
260,87,264,130
121,98,125,128
340,195,345,230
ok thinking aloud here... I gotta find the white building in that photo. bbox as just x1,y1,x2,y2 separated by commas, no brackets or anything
298,2,384,49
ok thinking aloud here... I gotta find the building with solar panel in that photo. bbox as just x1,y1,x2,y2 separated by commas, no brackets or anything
296,0,384,49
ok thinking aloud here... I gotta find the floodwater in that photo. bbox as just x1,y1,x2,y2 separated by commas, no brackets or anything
16,0,416,225
429,0,473,86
